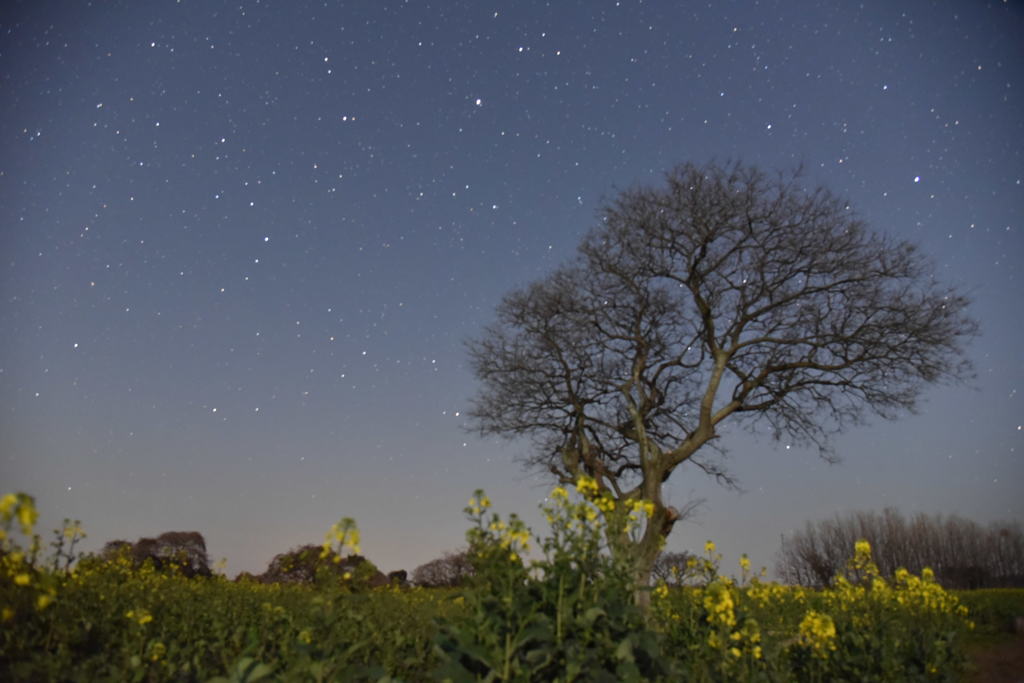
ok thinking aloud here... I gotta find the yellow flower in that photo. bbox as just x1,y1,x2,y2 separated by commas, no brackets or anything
1,606,13,621
703,581,737,628
854,539,871,557
467,490,490,516
324,517,361,555
126,609,153,625
16,501,38,535
13,573,30,586
298,629,313,645
798,610,837,658
0,494,17,517
729,647,742,658
575,475,599,497
743,619,762,644
704,540,715,555
739,554,751,572
653,582,669,600
149,641,166,661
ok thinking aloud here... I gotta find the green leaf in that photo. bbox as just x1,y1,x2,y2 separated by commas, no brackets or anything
615,637,634,663
307,661,327,681
582,606,606,626
210,657,275,683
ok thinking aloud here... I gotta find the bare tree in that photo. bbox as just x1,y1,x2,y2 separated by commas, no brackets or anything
651,551,697,586
412,550,474,588
467,161,977,590
154,531,211,577
777,508,1024,588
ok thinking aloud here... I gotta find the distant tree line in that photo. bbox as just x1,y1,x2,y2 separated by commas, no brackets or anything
776,508,1024,589
96,533,407,588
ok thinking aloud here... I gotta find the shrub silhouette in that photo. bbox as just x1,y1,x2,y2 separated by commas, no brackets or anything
95,531,211,577
412,550,473,587
259,543,386,589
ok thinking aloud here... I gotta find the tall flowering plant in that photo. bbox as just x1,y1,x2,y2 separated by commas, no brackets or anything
433,482,674,681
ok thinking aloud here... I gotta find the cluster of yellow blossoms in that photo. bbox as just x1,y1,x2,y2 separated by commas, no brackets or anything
320,517,361,563
1,492,57,617
569,475,658,537
467,493,491,516
466,489,531,562
652,536,973,676
125,608,154,626
797,610,838,658
824,539,974,633
0,492,38,536
701,579,763,661
487,518,531,555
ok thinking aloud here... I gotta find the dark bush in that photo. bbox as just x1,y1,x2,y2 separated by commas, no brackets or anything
93,531,211,577
259,543,387,589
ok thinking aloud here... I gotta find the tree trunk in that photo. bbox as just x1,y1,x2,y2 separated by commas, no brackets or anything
633,553,658,610
617,518,670,611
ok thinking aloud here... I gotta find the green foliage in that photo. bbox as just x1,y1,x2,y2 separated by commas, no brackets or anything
2,558,455,681
955,588,1024,635
433,488,674,681
652,539,975,682
0,489,984,681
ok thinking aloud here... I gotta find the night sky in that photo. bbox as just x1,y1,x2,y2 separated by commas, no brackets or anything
2,0,1021,578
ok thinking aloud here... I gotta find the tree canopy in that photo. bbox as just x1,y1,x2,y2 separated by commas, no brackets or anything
467,161,977,584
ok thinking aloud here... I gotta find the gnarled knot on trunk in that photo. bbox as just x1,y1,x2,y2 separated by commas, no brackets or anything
659,506,681,537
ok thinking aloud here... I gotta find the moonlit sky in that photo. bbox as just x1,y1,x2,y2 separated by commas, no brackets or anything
2,0,1021,578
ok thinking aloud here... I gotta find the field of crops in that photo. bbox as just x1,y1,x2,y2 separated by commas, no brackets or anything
3,488,1017,682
